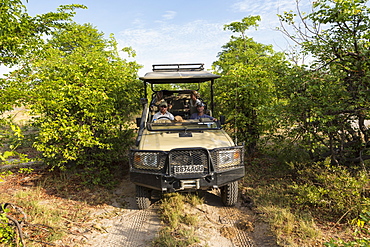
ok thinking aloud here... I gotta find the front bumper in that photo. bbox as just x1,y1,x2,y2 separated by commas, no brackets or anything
130,166,245,192
129,147,245,191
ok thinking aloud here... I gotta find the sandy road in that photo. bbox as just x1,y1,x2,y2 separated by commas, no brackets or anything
83,177,278,247
86,207,160,247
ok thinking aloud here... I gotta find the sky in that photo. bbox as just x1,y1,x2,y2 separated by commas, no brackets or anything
3,0,313,76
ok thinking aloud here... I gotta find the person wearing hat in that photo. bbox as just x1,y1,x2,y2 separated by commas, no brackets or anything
190,102,217,121
189,90,202,115
153,101,174,121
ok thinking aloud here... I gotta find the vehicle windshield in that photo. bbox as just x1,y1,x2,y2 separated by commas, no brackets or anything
147,119,221,131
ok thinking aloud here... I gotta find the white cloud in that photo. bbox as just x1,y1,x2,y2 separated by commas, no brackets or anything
231,0,305,15
117,20,232,74
162,11,177,20
132,18,145,27
230,0,312,29
226,0,313,52
117,1,314,74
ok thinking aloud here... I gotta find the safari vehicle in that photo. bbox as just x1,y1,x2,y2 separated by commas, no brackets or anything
129,63,245,209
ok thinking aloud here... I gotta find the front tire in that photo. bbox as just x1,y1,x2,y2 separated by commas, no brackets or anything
221,181,238,206
136,185,151,209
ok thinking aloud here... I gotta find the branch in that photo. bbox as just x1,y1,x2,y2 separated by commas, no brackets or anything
6,215,25,247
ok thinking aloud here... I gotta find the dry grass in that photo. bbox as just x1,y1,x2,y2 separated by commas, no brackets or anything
153,193,203,247
0,168,116,246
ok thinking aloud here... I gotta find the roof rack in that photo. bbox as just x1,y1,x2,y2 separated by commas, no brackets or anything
152,63,204,72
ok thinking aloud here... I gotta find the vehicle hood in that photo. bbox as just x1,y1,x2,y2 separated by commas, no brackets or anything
138,129,234,151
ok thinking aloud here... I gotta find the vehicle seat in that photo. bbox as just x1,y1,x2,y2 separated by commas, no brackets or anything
170,99,188,119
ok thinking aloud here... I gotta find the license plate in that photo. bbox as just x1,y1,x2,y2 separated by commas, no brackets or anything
173,165,204,174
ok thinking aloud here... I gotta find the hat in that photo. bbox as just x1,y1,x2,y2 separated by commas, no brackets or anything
191,90,200,98
196,102,205,107
159,101,168,107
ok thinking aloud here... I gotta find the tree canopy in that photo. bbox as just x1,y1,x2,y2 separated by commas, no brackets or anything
0,0,86,66
277,0,370,165
0,2,142,180
213,16,288,152
24,23,142,170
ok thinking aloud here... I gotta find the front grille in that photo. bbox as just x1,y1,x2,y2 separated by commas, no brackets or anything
169,149,209,174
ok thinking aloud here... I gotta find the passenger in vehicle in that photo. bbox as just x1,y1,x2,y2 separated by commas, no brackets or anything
190,102,217,121
190,90,201,106
189,90,202,115
156,91,164,102
152,101,174,121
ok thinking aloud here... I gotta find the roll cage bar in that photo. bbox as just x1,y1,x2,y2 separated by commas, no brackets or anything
152,63,204,71
139,63,220,114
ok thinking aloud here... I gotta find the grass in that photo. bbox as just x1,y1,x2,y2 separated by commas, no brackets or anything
0,168,115,246
241,154,370,247
152,193,204,247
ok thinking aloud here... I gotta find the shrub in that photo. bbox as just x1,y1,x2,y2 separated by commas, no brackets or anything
0,208,15,246
290,159,369,221
24,24,142,173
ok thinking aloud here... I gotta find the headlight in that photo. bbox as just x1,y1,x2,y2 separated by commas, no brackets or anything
133,152,160,169
215,149,242,171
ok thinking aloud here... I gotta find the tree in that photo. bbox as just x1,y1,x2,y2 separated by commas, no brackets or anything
213,16,288,152
0,1,86,163
278,0,370,165
0,0,86,66
0,1,86,114
17,23,142,176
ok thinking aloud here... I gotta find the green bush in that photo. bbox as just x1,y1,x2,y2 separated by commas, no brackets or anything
290,159,369,221
0,208,15,246
24,24,142,173
0,118,31,164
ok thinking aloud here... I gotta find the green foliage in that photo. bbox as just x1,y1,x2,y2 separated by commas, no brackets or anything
324,211,370,246
18,167,33,174
9,23,143,176
0,118,30,164
213,16,289,151
0,2,142,185
0,0,86,66
273,66,357,162
0,207,15,246
224,15,261,38
0,1,86,117
0,171,13,182
277,0,370,164
289,159,369,221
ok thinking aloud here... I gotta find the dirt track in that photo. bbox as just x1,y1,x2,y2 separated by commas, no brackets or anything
82,176,279,247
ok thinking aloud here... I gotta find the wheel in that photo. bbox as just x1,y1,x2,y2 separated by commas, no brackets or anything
136,185,151,209
220,181,238,206
157,116,172,120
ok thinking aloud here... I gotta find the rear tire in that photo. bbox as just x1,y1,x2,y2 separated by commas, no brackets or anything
221,181,238,206
136,185,151,209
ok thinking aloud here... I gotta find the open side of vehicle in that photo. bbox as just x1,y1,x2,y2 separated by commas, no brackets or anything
129,63,245,209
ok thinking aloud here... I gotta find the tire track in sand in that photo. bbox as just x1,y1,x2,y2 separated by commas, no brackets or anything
87,207,160,247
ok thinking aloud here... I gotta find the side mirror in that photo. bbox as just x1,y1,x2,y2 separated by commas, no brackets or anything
136,117,141,128
220,115,226,125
